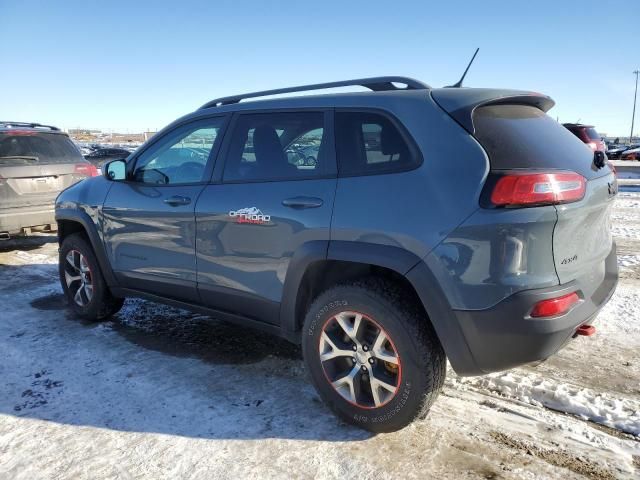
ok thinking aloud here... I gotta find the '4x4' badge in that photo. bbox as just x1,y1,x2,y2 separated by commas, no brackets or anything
228,207,271,224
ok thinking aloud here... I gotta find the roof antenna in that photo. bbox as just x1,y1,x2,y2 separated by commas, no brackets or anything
446,48,479,88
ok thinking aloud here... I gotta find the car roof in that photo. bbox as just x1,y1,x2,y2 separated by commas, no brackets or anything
182,77,554,138
0,121,64,135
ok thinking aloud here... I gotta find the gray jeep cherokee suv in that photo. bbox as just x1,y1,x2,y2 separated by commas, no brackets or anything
55,77,618,432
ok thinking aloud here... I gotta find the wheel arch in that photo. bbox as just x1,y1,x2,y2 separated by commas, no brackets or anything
280,240,480,375
56,209,118,287
281,240,426,335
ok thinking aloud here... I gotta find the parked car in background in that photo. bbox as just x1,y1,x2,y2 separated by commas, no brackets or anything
563,123,606,152
605,144,632,159
607,144,640,160
84,147,132,167
621,146,640,161
0,121,98,239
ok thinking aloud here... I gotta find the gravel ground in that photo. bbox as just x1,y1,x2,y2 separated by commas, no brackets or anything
0,194,638,480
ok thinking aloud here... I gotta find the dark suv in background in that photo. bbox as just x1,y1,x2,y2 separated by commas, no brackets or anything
563,123,606,152
84,147,132,167
0,122,97,239
55,78,618,432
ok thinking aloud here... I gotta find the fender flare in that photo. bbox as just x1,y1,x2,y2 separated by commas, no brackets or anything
279,240,423,336
56,208,118,287
280,240,479,374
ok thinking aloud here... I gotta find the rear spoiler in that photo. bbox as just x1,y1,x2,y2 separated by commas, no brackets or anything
430,88,555,135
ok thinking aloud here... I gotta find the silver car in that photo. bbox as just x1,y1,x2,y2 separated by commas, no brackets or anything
0,122,97,239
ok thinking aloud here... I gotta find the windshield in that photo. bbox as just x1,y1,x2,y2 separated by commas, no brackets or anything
0,133,84,166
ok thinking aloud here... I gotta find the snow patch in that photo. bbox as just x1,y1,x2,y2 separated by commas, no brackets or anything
450,372,640,436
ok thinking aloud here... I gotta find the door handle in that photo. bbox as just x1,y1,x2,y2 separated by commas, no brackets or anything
163,195,191,207
282,196,323,209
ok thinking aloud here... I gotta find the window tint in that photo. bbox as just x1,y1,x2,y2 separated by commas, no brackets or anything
0,133,84,166
473,105,597,179
586,127,601,140
223,112,327,182
335,112,418,176
133,119,223,184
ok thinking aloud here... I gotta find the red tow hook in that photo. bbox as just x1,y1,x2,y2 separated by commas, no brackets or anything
575,325,596,337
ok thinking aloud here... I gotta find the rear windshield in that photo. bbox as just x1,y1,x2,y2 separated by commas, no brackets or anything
586,127,601,140
0,132,84,166
473,105,601,179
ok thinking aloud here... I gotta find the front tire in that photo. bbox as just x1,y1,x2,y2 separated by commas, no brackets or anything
302,278,446,433
59,233,124,321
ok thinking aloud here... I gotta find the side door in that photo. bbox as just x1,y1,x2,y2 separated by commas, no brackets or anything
102,116,227,302
195,110,336,325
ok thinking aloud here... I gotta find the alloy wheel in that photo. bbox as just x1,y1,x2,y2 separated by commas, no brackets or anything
319,311,401,408
64,250,94,307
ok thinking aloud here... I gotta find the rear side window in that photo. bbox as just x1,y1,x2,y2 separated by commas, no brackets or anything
0,133,84,166
473,105,598,179
223,112,329,182
335,112,419,177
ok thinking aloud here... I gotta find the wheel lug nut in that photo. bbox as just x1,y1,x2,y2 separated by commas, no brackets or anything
361,365,367,372
368,358,375,365
352,345,357,351
352,357,356,364
362,345,369,351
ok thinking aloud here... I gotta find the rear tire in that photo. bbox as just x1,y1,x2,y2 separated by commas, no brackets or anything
59,233,124,321
302,278,446,433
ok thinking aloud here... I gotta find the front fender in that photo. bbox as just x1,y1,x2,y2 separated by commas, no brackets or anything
56,207,117,288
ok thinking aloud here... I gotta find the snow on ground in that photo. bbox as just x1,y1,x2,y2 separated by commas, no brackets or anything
0,196,639,479
450,372,640,436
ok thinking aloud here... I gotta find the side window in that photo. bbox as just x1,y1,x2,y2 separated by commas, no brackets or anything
223,112,327,182
335,111,420,176
133,119,223,185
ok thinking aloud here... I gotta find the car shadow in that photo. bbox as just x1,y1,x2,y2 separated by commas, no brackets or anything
0,233,57,253
1,262,370,442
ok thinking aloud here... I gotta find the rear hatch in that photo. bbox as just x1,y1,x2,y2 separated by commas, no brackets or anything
432,89,616,285
0,131,92,209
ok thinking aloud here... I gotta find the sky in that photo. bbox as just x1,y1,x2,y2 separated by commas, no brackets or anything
1,0,639,136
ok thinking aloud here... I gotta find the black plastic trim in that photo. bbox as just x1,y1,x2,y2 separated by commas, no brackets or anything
199,76,430,108
279,240,330,337
56,208,118,287
451,243,618,375
110,287,284,338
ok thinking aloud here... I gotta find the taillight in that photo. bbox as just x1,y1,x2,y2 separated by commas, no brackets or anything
490,172,586,207
530,292,580,318
74,163,98,177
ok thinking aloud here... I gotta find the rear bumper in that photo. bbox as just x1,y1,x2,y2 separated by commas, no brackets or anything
0,204,56,235
452,243,618,374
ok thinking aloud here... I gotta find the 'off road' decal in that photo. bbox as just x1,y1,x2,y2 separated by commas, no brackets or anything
228,207,271,225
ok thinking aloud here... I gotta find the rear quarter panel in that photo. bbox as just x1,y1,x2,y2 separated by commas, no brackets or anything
330,92,489,263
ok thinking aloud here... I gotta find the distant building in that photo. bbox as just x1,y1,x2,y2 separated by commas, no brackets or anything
68,128,101,134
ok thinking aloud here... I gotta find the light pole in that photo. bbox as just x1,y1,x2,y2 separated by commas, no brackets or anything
631,69,639,144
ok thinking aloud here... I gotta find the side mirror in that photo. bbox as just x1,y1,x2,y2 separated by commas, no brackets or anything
104,159,127,181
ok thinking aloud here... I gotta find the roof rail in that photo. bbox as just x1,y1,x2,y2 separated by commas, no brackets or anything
199,76,430,109
0,121,60,131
